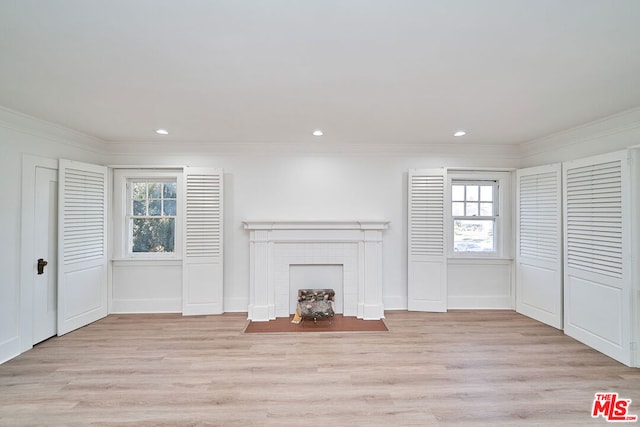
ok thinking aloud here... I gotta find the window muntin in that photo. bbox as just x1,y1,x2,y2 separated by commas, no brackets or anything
127,180,177,254
452,181,498,253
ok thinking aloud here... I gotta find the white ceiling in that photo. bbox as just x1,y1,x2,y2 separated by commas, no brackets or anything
0,0,639,146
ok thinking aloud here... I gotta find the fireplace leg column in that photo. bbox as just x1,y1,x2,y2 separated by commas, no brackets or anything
248,230,275,321
361,229,385,320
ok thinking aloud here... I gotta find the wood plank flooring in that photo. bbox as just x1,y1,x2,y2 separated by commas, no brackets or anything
1,310,639,426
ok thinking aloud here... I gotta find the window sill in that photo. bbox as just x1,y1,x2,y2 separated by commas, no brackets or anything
112,258,183,267
447,257,513,265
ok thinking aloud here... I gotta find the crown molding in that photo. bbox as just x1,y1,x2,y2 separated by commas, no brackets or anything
105,139,521,162
0,106,107,155
520,106,640,161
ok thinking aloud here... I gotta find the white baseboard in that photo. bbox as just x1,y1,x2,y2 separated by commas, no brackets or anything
383,295,407,310
448,296,514,310
0,336,20,365
110,298,181,314
224,297,249,313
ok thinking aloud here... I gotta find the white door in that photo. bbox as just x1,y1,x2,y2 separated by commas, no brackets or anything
515,163,563,329
182,168,224,315
33,166,58,344
407,169,448,312
57,159,108,335
563,150,631,366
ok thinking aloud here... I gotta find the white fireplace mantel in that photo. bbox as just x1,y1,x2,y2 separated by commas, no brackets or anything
243,220,389,321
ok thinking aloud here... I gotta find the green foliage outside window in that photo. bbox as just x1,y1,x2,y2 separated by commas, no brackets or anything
130,181,177,254
132,218,175,252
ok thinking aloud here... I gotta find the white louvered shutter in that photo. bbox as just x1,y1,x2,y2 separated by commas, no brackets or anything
183,168,223,315
563,150,631,366
516,164,562,329
57,159,108,335
566,161,623,278
408,169,447,312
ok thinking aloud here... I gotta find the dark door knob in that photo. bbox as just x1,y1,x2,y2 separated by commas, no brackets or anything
37,258,48,275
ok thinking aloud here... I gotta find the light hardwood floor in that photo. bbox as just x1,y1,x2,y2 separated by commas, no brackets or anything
1,310,639,426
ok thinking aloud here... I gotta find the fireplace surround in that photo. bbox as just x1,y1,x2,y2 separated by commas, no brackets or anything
243,220,389,321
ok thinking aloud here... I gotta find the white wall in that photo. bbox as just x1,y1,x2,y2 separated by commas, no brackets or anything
106,146,521,313
0,108,105,363
448,259,513,308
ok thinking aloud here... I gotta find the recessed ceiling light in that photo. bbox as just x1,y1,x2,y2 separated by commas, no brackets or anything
453,130,467,137
312,130,324,136
155,129,169,135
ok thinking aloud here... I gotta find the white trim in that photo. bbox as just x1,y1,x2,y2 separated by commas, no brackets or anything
0,106,106,154
105,140,522,160
447,167,517,172
0,337,20,365
520,107,640,164
110,298,181,314
243,220,389,231
112,259,183,267
107,165,185,170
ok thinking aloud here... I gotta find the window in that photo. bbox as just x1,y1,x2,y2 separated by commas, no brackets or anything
452,181,498,253
112,169,183,260
127,180,177,253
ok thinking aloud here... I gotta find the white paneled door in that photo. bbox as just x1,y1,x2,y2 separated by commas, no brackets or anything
516,164,563,329
33,166,58,344
57,160,108,335
563,151,632,366
408,169,448,312
182,168,224,315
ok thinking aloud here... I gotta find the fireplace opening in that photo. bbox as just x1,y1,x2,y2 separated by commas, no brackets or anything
289,264,344,314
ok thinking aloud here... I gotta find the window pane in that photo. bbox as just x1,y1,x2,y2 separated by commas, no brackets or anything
132,218,175,253
453,219,495,253
480,185,493,201
466,185,479,201
452,202,465,216
132,183,146,200
163,182,177,199
466,202,478,216
133,200,146,215
148,200,161,216
148,183,161,199
163,200,176,216
452,185,465,201
479,202,493,216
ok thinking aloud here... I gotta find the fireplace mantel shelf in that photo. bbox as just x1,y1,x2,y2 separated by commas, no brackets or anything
243,220,389,230
244,220,389,322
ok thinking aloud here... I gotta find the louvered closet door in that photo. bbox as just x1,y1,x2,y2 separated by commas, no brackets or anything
183,168,223,315
516,164,563,329
57,160,108,335
408,169,447,312
563,151,631,366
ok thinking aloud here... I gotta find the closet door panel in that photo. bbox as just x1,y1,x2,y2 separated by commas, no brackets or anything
408,169,447,312
563,151,631,366
516,163,563,329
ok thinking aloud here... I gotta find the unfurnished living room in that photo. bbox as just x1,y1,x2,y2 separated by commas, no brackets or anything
1,1,640,425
